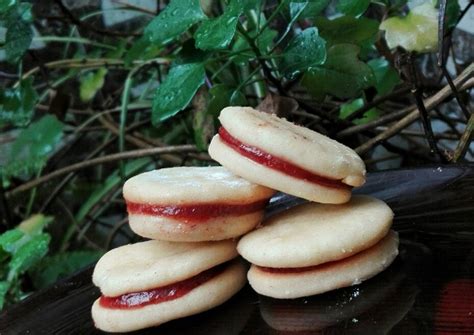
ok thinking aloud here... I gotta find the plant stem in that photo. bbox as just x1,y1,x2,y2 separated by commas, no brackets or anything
453,113,473,162
256,1,287,37
6,145,197,197
33,36,116,50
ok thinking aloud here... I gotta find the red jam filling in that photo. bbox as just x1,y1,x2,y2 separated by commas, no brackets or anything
126,199,268,222
99,263,227,309
258,258,344,274
218,127,350,190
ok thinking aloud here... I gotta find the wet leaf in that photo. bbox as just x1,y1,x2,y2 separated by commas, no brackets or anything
289,0,330,19
380,2,438,53
195,0,242,50
0,77,37,127
4,3,32,63
8,233,50,279
336,0,370,17
302,44,375,99
281,27,326,77
144,0,205,45
1,115,64,180
152,62,205,123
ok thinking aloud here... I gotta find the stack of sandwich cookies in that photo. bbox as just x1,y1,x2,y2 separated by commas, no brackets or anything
92,240,246,332
91,106,398,332
123,166,275,242
208,107,366,204
92,166,273,332
237,196,398,299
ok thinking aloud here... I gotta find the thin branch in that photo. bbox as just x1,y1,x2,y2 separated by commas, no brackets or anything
105,217,129,250
453,113,474,162
355,65,474,154
345,86,411,122
7,145,197,197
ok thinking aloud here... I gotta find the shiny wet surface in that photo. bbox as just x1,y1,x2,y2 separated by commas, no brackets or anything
1,165,473,334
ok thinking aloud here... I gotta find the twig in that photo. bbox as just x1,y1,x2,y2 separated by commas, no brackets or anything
338,106,414,138
105,217,129,250
437,0,471,119
355,65,474,154
237,23,284,94
453,113,474,162
375,127,459,140
345,86,411,122
6,145,197,196
14,57,170,88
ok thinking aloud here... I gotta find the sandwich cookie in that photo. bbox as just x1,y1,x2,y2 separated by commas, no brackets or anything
92,239,246,332
123,166,275,242
208,107,366,204
237,196,398,299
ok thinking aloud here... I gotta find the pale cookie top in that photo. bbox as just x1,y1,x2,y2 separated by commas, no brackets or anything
93,239,238,296
219,107,366,187
237,195,393,268
123,166,275,204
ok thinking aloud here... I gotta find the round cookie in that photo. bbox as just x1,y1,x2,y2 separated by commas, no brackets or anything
123,166,275,242
92,239,246,332
208,107,366,204
238,195,394,268
93,239,238,296
93,260,246,333
248,230,399,299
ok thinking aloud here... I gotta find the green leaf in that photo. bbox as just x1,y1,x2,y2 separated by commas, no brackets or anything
0,281,9,310
1,115,64,180
195,0,242,50
4,4,33,63
380,2,438,53
18,214,52,235
444,0,460,29
152,62,205,123
0,0,16,12
281,27,326,77
0,215,51,254
315,16,378,47
368,58,400,95
336,0,371,16
144,0,205,45
289,0,330,19
0,76,37,127
208,84,233,120
302,44,375,99
31,251,102,289
124,36,161,65
340,98,379,124
8,233,50,279
79,68,108,102
0,229,24,253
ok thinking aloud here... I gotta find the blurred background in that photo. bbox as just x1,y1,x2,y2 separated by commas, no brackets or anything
0,0,472,309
